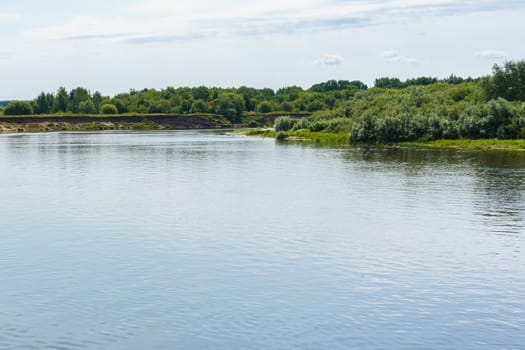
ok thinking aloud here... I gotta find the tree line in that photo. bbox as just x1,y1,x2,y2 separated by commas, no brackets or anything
1,81,369,122
2,60,525,141
274,60,525,142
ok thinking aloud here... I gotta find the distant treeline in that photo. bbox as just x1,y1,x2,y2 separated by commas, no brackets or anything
0,69,489,121
2,61,525,142
274,60,525,142
1,81,370,122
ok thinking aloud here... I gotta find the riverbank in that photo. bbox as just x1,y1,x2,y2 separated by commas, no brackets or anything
234,128,525,150
400,139,525,151
0,114,233,133
0,112,310,134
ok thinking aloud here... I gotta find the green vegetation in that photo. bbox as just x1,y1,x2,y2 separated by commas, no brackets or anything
271,60,525,147
235,128,349,145
100,103,118,115
3,60,525,150
1,78,367,124
4,101,33,115
401,139,525,150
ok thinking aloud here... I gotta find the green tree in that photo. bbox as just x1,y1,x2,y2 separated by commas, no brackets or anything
374,77,404,89
214,93,245,123
92,91,103,112
34,92,51,114
79,100,97,114
192,86,210,101
4,101,33,115
279,101,294,112
256,101,274,113
148,100,170,114
112,98,129,114
190,100,208,113
68,87,91,113
53,87,69,113
490,60,525,101
100,103,118,114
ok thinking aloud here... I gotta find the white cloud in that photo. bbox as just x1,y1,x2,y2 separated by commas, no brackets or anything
24,0,525,44
383,50,423,65
24,16,141,41
474,50,506,59
314,54,345,66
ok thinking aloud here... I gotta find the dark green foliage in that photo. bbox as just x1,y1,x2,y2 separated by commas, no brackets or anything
214,93,245,123
100,103,118,114
53,87,69,113
256,101,274,113
375,77,404,89
489,60,525,101
6,60,525,143
375,116,403,142
190,100,208,114
351,113,376,142
148,100,170,114
79,100,96,114
4,101,33,115
276,131,289,140
375,75,475,89
112,98,128,114
34,92,53,114
306,100,327,112
279,101,294,112
292,118,310,131
275,116,296,131
69,87,91,113
310,80,367,92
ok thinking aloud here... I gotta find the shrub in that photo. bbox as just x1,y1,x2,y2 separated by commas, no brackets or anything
100,103,118,115
375,116,403,142
190,100,208,113
350,113,376,143
148,100,170,114
292,118,310,131
275,116,295,131
4,101,33,115
78,100,96,114
279,101,294,112
276,131,289,140
308,120,326,132
256,101,274,113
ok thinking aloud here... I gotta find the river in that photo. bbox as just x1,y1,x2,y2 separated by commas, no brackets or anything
1,131,524,349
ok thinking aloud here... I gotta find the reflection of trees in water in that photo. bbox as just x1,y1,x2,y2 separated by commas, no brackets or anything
471,152,525,237
340,147,525,238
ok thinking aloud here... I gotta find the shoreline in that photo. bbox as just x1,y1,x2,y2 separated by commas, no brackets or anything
3,123,525,151
234,128,525,151
0,114,232,133
0,112,307,134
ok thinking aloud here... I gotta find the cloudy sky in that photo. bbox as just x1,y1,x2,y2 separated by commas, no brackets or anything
1,0,524,99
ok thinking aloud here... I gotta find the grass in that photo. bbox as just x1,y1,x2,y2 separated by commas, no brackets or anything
238,128,525,150
234,128,349,145
232,128,276,138
401,139,525,150
285,130,349,145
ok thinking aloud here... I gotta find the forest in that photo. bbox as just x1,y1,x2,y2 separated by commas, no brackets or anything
2,60,525,143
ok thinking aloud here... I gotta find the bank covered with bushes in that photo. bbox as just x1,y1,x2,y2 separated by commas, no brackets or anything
272,61,525,146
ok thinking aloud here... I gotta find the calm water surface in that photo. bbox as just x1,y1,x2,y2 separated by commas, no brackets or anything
1,131,524,349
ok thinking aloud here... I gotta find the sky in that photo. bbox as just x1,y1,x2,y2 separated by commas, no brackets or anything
1,0,524,99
